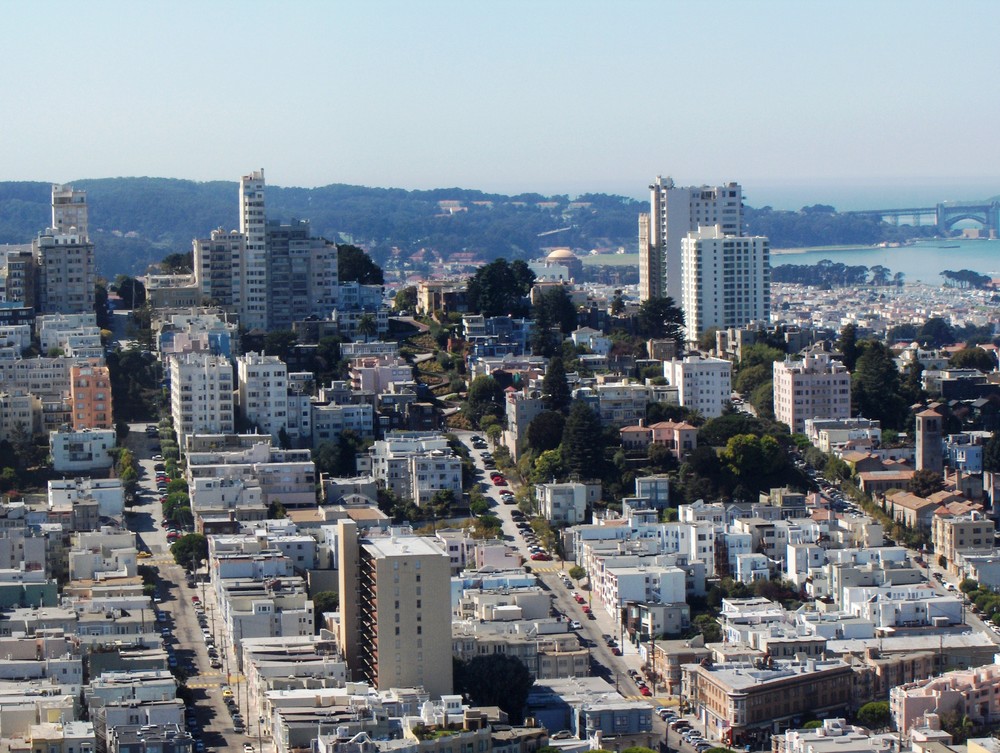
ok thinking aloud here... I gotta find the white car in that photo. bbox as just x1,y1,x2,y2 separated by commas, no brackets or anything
569,620,582,629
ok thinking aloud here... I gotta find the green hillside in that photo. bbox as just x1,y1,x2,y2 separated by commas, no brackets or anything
0,178,643,278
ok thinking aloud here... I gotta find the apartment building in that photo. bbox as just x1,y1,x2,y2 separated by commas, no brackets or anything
1,247,38,309
264,219,339,330
663,354,732,419
311,402,375,445
535,483,587,525
34,185,95,315
185,441,316,509
932,511,995,574
169,352,235,449
50,427,116,473
639,177,743,303
773,352,851,434
236,352,288,441
503,387,544,461
337,520,453,697
193,228,246,309
70,364,113,430
891,662,1000,735
368,432,462,506
349,355,413,393
680,225,770,338
682,658,853,747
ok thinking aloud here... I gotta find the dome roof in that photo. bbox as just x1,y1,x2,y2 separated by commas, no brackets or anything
546,248,577,261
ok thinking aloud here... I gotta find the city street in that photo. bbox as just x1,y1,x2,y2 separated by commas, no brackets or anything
451,431,668,704
123,422,257,753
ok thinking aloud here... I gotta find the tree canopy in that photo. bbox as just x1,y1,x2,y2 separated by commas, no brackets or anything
465,376,504,424
526,410,566,454
541,357,572,413
636,297,685,348
561,401,605,478
949,347,996,372
453,654,533,722
337,244,384,285
852,340,908,429
466,259,535,317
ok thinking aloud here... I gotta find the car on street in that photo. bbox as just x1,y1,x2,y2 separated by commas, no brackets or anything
569,620,582,629
639,686,651,696
530,552,551,560
210,659,223,668
152,454,164,461
244,745,255,753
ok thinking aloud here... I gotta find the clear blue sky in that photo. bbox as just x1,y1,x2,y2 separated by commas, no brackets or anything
3,0,999,207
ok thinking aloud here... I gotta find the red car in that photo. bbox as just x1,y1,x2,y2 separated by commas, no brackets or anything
639,686,651,696
493,477,507,486
191,596,200,603
530,552,551,561
581,605,591,614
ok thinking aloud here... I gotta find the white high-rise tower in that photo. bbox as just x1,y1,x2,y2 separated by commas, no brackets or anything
239,170,268,330
640,177,743,303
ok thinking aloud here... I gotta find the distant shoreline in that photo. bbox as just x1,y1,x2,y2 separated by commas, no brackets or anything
771,244,874,256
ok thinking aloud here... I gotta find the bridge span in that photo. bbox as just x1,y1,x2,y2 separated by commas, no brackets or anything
844,199,999,236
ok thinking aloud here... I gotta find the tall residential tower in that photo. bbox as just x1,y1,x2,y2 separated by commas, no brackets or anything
640,177,743,304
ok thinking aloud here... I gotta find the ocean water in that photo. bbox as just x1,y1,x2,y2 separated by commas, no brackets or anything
770,239,1000,283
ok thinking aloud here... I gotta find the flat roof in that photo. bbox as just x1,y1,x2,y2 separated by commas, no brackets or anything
362,535,446,559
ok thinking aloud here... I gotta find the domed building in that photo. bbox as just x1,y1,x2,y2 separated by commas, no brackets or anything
529,247,583,281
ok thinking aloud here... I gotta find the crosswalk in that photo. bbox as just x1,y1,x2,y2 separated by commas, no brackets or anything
186,673,245,689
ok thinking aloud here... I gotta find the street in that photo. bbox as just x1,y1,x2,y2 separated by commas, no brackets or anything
124,422,258,753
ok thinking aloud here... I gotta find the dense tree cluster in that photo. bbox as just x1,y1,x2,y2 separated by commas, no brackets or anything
466,259,535,317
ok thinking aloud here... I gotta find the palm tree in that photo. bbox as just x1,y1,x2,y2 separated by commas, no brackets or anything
356,313,378,342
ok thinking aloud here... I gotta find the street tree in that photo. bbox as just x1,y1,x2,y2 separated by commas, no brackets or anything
170,533,208,571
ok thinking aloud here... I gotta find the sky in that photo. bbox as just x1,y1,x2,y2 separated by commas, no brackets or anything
3,0,1000,208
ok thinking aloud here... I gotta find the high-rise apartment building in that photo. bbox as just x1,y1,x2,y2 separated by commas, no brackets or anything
337,520,453,697
772,352,851,434
236,352,288,441
663,354,733,419
194,171,338,330
1,247,37,309
640,177,743,303
169,353,235,449
239,169,269,330
34,185,95,315
264,219,338,330
681,225,770,338
51,184,89,238
193,228,245,308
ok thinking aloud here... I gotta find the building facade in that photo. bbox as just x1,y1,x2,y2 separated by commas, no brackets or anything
680,226,770,338
337,521,453,697
169,353,235,448
663,355,732,419
640,177,743,303
773,352,851,434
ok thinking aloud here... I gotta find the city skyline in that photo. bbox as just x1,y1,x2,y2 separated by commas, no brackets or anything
2,1,999,208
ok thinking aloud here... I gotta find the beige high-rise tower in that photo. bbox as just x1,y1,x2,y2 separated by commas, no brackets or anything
337,520,453,697
35,185,95,314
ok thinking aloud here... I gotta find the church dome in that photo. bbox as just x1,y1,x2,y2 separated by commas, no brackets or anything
546,248,577,262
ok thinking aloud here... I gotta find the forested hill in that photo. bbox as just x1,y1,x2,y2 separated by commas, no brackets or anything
0,178,943,278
